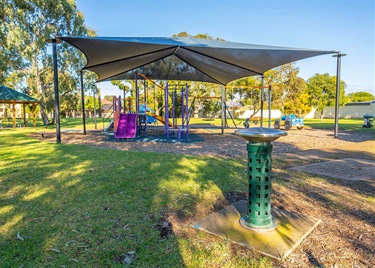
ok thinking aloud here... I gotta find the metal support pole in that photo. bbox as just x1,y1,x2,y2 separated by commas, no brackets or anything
165,82,169,139
260,75,264,128
93,88,97,130
221,85,225,134
333,53,346,138
181,87,184,129
172,89,176,128
224,87,228,127
98,82,102,118
122,83,130,114
80,71,86,135
51,38,61,143
154,84,156,112
135,73,139,134
144,80,147,132
185,83,189,139
268,85,272,128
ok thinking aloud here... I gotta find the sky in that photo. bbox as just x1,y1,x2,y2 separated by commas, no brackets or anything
74,0,374,97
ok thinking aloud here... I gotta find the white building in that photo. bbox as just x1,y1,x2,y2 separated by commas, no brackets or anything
318,100,375,118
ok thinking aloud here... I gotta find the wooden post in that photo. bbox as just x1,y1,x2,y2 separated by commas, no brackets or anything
260,75,264,127
32,104,37,127
12,101,16,128
221,85,225,134
23,103,27,127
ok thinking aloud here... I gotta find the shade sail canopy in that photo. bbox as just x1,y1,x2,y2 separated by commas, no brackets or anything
57,36,337,85
0,85,40,104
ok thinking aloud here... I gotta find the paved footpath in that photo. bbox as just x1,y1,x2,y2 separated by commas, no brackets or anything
274,140,375,181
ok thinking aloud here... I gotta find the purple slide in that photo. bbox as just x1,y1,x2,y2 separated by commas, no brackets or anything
114,113,137,139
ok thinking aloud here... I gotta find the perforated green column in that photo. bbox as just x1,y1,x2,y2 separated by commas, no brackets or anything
235,128,286,231
240,142,277,231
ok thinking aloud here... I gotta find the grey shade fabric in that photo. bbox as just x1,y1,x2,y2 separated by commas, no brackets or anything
57,36,337,85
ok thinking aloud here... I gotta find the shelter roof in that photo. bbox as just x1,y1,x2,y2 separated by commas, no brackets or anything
57,36,337,85
346,100,375,106
0,85,40,104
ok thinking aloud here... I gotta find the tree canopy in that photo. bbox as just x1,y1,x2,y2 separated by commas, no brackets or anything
1,0,95,123
347,91,374,102
307,73,347,118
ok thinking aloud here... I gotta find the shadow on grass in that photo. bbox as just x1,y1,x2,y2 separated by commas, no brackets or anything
2,128,373,267
0,131,253,267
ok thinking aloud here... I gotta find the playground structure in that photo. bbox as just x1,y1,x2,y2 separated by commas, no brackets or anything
226,85,272,129
106,73,191,140
104,74,249,140
103,82,272,137
274,114,304,131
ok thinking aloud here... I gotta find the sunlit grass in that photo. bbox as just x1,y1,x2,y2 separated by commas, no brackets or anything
0,128,274,267
304,118,375,133
1,117,373,266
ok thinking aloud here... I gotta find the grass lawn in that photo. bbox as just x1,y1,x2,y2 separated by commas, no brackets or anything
188,117,374,134
304,118,375,132
1,118,374,267
0,126,273,267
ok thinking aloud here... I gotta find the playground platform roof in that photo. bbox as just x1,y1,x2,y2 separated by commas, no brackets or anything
57,36,337,85
0,85,40,104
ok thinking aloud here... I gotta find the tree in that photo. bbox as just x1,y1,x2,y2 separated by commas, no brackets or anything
170,33,226,117
84,94,102,117
347,91,374,102
307,73,347,120
0,0,27,84
111,80,131,99
1,0,95,124
103,95,114,102
262,63,312,116
227,76,261,120
172,32,225,41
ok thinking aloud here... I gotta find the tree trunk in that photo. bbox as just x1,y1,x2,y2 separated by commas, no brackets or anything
39,85,50,125
194,100,201,118
33,56,50,125
40,108,49,125
98,95,102,118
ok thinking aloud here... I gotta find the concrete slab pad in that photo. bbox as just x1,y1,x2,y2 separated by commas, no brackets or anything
290,158,375,181
192,200,321,260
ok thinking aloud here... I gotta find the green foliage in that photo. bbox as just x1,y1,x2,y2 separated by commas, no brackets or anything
103,95,114,102
307,73,347,117
227,76,260,105
264,63,311,115
172,31,225,41
111,80,130,95
1,0,96,124
347,91,374,102
85,95,102,111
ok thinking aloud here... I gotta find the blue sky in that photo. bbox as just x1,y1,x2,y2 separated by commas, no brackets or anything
75,0,374,97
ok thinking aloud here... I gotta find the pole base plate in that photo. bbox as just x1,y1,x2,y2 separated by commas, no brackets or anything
239,216,277,232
